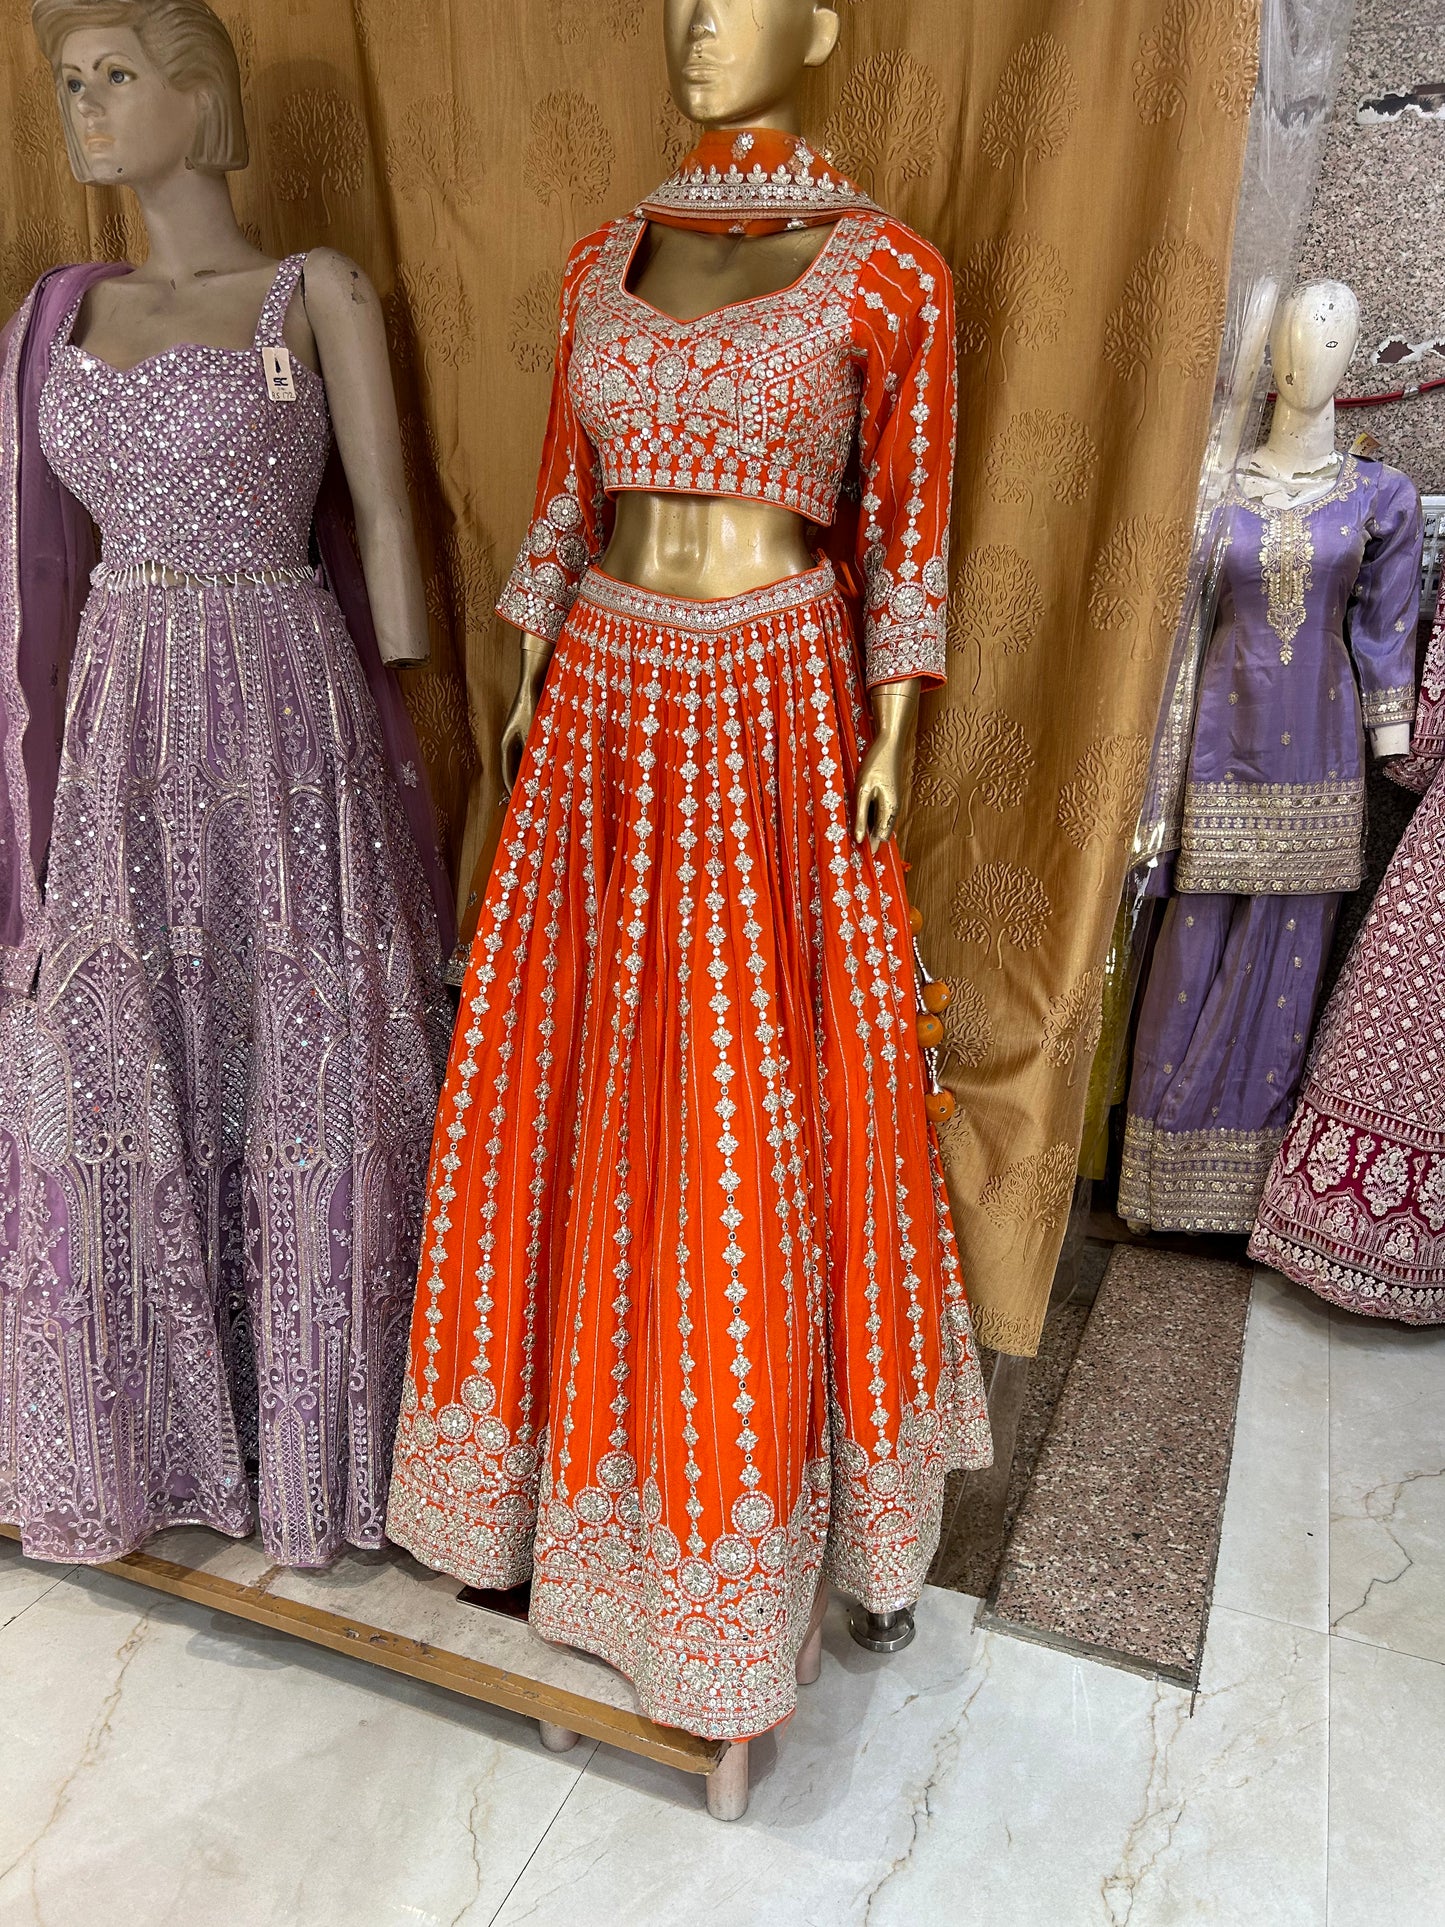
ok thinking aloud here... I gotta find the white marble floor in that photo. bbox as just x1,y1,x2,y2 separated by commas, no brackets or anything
1,1268,1441,1926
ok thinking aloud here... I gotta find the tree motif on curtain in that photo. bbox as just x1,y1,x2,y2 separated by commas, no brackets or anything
986,408,1099,517
979,1143,1078,1254
1134,0,1259,136
916,707,1035,838
951,861,1052,971
979,33,1079,210
1042,969,1107,1082
1088,516,1193,660
945,545,1044,693
953,232,1071,381
822,50,943,199
1105,236,1223,423
270,88,367,221
525,91,614,236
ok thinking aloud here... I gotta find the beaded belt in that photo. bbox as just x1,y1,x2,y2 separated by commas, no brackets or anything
92,560,320,591
577,561,837,632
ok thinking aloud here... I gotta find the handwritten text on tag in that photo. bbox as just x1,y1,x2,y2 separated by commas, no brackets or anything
263,345,297,403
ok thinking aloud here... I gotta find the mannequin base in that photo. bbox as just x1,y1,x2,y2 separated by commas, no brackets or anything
706,1740,750,1821
796,1621,824,1686
849,1605,917,1653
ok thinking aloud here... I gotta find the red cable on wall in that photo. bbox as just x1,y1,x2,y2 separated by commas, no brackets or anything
1265,376,1445,408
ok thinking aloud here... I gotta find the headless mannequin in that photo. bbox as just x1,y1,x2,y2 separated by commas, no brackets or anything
1240,280,1407,757
1241,280,1357,508
50,21,428,665
501,0,918,854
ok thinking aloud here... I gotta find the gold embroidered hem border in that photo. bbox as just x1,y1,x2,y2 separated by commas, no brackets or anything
1176,777,1363,894
1118,1114,1283,1235
1361,683,1415,728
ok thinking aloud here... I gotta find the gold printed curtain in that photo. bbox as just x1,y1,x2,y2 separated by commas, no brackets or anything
0,0,1258,1355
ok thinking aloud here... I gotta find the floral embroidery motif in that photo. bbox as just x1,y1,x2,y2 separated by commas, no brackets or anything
496,204,956,689
1178,777,1364,894
1361,1143,1411,1217
389,569,991,1739
1258,503,1312,653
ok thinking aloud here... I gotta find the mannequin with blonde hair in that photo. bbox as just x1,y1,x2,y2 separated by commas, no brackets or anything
0,0,453,1572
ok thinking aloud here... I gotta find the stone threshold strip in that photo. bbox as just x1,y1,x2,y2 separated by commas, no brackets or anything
0,1521,760,1820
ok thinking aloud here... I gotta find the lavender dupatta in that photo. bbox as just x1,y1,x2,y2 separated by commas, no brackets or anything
0,263,454,988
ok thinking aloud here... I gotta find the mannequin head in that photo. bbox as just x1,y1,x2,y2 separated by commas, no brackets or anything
664,0,840,131
1269,280,1360,412
32,0,246,185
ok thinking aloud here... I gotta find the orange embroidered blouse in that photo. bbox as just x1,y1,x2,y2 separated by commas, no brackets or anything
496,209,958,688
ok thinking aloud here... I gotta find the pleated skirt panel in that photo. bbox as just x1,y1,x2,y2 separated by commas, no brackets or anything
1119,890,1340,1234
1252,770,1445,1324
0,577,448,1568
387,564,990,1739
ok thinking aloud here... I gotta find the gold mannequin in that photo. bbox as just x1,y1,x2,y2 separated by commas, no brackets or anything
41,4,429,666
501,0,920,851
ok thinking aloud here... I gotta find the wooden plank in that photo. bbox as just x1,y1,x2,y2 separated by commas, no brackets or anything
0,1521,723,1775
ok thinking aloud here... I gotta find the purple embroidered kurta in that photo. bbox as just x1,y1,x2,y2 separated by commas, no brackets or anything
1121,458,1423,1233
0,258,453,1566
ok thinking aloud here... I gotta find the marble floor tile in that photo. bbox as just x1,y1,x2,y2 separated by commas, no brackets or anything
0,1541,65,1632
490,1588,986,1927
1211,1272,1331,1633
1327,1640,1445,1927
492,1595,1327,1927
0,1568,593,1927
870,1604,1328,1927
1329,1312,1445,1666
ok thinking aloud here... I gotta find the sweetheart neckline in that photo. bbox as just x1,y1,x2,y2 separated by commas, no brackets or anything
60,340,324,386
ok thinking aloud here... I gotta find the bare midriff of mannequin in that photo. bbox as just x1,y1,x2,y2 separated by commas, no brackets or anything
501,0,919,856
54,25,428,665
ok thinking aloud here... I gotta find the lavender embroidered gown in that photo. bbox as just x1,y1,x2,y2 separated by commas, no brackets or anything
0,256,449,1565
1120,458,1422,1233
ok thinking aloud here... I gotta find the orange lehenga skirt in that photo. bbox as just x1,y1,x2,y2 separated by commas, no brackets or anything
386,563,991,1739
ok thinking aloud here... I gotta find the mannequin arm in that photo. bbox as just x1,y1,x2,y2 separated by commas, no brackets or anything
1372,723,1411,759
501,631,555,793
853,679,920,852
303,249,429,667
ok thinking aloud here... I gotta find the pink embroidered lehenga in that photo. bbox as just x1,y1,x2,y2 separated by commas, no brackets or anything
1251,571,1445,1322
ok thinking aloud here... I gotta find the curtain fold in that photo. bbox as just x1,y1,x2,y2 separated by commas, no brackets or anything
0,0,1260,1354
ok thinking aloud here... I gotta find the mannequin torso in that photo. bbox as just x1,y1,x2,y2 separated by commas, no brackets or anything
602,222,834,593
49,20,427,664
1234,279,1410,755
504,1,920,849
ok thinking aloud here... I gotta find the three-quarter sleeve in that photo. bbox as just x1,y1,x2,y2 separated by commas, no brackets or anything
496,235,610,643
1346,465,1423,746
852,227,957,689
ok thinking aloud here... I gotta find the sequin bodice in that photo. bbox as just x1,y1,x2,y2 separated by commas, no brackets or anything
569,218,872,523
38,255,328,574
499,211,958,688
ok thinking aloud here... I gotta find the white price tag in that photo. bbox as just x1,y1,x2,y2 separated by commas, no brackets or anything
263,344,297,403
